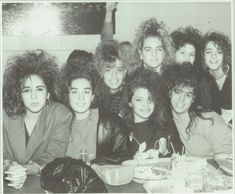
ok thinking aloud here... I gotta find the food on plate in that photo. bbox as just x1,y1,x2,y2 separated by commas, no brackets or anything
200,167,233,192
134,166,169,180
151,167,168,177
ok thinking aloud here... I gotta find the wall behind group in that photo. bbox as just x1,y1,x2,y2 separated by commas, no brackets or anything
2,1,231,68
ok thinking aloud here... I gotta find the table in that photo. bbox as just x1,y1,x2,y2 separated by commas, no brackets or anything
4,175,146,193
4,159,232,193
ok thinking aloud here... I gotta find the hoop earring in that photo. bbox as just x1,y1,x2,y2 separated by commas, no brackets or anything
222,64,229,74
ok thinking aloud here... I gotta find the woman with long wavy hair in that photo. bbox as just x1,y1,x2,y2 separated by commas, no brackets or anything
94,40,128,117
161,63,232,158
123,68,178,158
202,31,232,124
3,50,72,189
170,26,218,112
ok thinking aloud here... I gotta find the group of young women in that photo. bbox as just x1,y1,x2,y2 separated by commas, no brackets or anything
3,3,232,190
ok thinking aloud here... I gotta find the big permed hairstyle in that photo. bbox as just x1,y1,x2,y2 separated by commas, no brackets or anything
129,18,175,73
123,68,164,131
61,58,98,111
3,50,61,117
95,40,127,77
171,26,203,67
162,63,213,136
66,49,94,70
202,31,231,73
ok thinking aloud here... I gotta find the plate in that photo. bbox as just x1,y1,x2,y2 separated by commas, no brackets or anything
143,180,169,193
122,158,171,166
122,159,158,166
134,166,169,183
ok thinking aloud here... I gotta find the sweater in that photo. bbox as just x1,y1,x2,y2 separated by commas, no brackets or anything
173,111,232,158
66,109,99,160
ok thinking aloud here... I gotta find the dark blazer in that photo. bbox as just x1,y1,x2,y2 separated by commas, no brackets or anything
3,102,73,166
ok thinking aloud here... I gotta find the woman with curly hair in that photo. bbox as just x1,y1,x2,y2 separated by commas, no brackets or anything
123,68,180,158
66,49,94,70
171,26,203,67
202,31,232,124
3,50,72,188
171,26,218,112
61,62,129,165
162,63,232,158
62,49,99,109
129,18,175,74
94,40,127,116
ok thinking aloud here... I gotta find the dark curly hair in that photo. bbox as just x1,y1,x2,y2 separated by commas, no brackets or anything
95,40,128,77
161,62,213,137
61,57,99,111
129,18,175,74
123,68,164,132
94,40,128,111
3,50,62,117
66,49,94,70
202,31,231,73
171,26,203,68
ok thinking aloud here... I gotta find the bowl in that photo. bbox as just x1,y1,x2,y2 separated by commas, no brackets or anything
92,164,134,186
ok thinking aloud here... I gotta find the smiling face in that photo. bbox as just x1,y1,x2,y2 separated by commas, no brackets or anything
21,74,48,114
69,78,94,115
140,36,165,72
129,87,155,123
175,43,196,65
170,86,195,115
204,41,224,71
103,59,126,93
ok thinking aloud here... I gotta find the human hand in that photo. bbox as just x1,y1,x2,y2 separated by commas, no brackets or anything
5,162,27,189
23,160,41,175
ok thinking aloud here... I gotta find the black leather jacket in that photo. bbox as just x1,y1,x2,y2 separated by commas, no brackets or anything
92,108,130,165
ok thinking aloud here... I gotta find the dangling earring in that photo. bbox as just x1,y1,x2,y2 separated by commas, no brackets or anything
46,93,50,103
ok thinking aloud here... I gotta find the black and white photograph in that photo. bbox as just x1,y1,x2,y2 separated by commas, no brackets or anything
1,0,233,193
